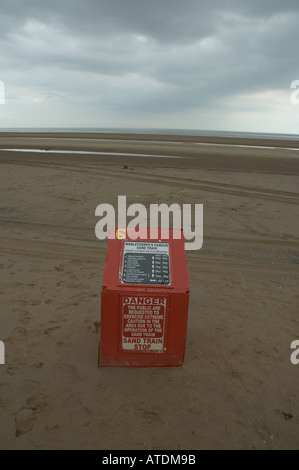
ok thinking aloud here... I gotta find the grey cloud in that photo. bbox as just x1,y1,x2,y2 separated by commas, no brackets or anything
2,0,298,43
1,0,299,129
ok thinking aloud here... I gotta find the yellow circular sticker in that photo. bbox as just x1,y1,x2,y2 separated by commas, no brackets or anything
116,228,126,240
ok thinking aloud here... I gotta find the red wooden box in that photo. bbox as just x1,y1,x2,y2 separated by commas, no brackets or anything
99,228,189,367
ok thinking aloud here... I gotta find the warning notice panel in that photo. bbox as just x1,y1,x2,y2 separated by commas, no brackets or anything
121,296,167,352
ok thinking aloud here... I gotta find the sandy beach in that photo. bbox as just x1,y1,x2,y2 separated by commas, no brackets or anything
0,132,299,450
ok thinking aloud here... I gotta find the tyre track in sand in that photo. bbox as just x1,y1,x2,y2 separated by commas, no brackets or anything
1,155,298,274
1,158,299,205
1,219,299,248
0,235,298,276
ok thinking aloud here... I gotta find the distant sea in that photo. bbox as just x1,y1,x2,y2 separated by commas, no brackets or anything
0,127,299,141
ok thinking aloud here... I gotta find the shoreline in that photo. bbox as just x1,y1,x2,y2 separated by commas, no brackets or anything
1,132,299,175
1,131,299,148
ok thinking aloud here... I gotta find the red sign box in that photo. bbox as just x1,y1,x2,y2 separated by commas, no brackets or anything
100,228,189,367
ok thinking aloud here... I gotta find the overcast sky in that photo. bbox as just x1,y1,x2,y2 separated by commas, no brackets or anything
0,0,298,133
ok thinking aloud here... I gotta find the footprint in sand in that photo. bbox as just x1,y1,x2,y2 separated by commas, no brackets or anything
0,383,15,411
14,397,47,437
5,327,28,375
54,264,65,272
44,326,61,335
6,363,21,376
93,322,100,334
15,407,35,437
57,363,80,381
18,310,33,325
78,407,92,427
9,327,27,341
64,393,92,427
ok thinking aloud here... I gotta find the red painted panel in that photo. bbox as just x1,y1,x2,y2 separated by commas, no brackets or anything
100,228,189,367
